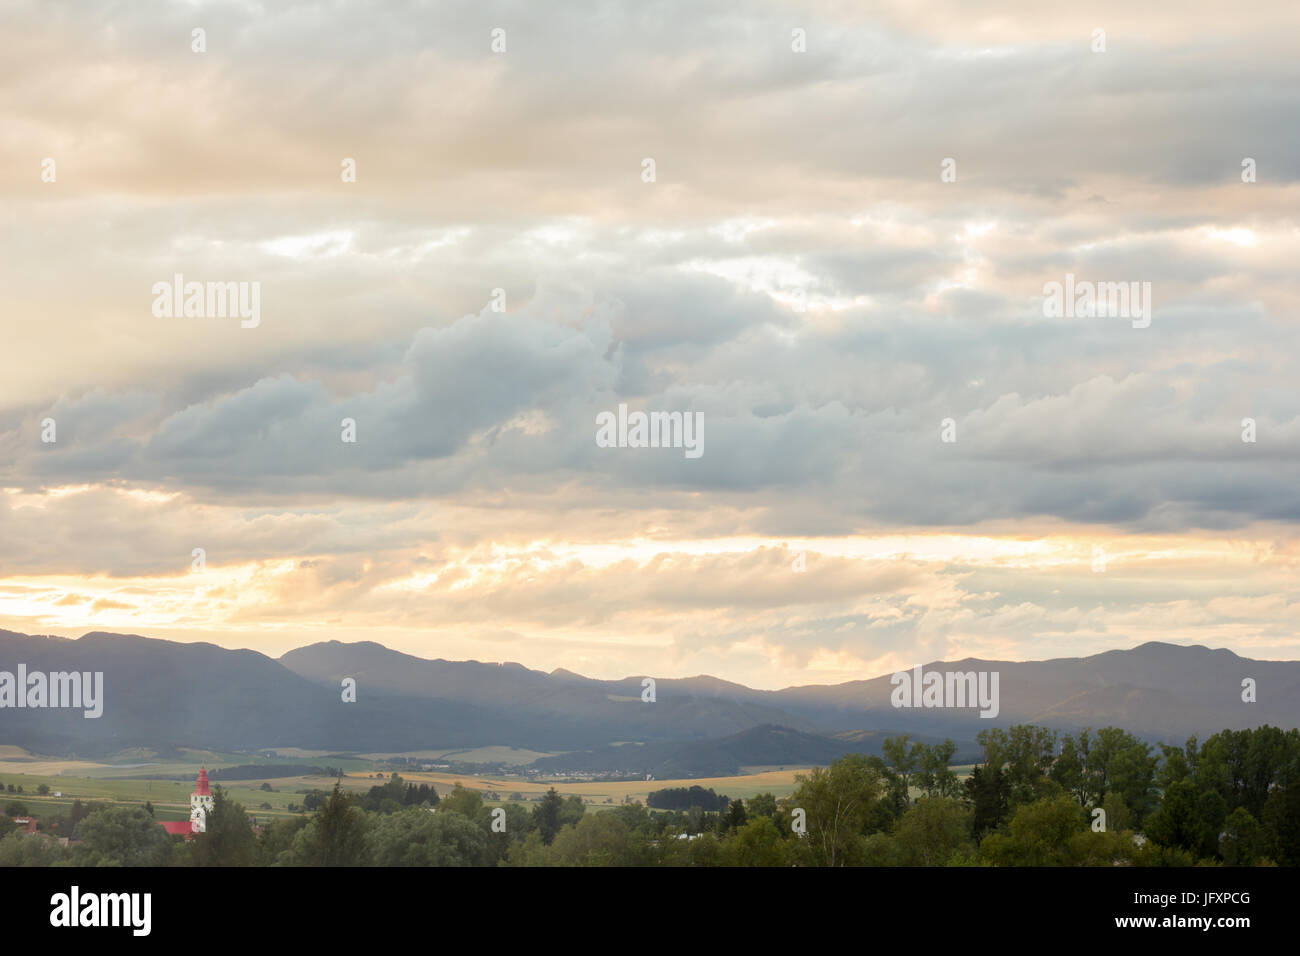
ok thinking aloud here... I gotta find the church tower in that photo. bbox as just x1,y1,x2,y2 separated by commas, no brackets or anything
190,766,214,833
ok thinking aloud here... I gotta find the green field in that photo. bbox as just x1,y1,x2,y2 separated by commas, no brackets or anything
0,746,809,821
0,747,362,822
0,747,977,825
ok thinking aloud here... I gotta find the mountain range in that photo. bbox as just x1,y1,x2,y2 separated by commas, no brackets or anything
2,629,1297,773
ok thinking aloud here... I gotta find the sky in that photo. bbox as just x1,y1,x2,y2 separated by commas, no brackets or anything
1,0,1298,688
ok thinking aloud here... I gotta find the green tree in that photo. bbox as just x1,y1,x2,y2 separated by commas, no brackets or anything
724,798,748,831
190,787,256,866
788,753,884,866
255,815,310,866
548,813,634,866
1145,779,1215,857
1092,727,1158,822
1262,784,1300,866
1052,733,1089,804
1220,807,1263,866
915,740,961,799
532,788,565,845
892,797,974,866
291,783,368,865
746,792,778,819
964,764,1010,838
1100,790,1132,833
1198,726,1300,818
74,806,173,866
367,808,492,866
0,831,68,866
1004,725,1059,805
980,794,1085,866
724,816,788,867
1157,737,1197,791
881,734,922,809
439,783,486,823
559,794,586,829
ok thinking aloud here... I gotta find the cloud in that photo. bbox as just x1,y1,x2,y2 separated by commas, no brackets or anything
2,0,1298,678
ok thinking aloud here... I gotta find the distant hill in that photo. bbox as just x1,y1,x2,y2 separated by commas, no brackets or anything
2,630,1297,764
0,630,807,756
529,724,984,778
764,642,1300,740
0,630,551,757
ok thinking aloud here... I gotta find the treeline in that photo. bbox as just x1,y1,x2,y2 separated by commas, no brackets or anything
209,765,326,781
2,725,1298,866
647,787,730,812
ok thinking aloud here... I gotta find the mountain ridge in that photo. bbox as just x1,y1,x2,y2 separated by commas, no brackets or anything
2,630,1296,762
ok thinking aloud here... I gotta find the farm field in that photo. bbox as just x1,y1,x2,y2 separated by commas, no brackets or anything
354,746,554,766
0,746,813,822
0,746,979,826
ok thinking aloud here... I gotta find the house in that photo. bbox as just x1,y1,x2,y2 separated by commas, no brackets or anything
12,816,37,835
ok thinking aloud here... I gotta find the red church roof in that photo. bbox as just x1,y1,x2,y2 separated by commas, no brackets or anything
195,766,211,796
160,820,195,839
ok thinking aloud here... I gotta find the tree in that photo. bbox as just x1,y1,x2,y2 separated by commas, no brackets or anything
724,798,748,831
1145,779,1215,857
964,764,1010,838
915,740,961,799
0,830,67,866
1053,727,1156,822
1220,807,1263,866
36,784,50,796
1198,726,1300,818
725,817,788,867
892,797,974,866
1090,727,1157,822
143,800,154,818
881,734,922,809
1262,784,1300,866
532,788,565,845
1052,733,1089,805
74,806,173,866
1004,725,1059,805
190,787,256,866
980,795,1086,867
746,792,778,819
559,794,586,829
548,813,634,866
367,808,491,866
1100,791,1131,833
788,753,884,866
255,815,310,866
1157,737,1197,791
291,783,368,865
439,782,486,822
